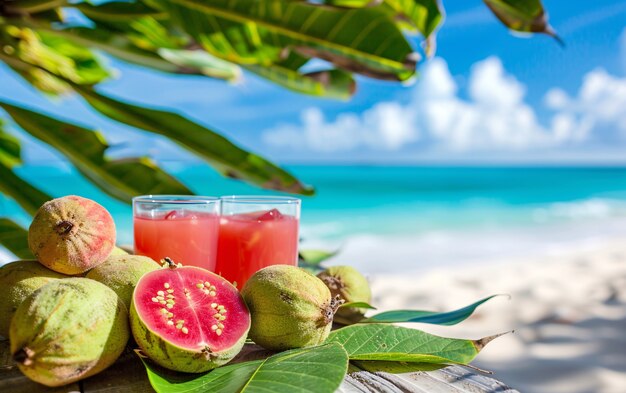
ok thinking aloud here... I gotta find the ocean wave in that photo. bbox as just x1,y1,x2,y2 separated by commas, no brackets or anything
533,198,626,222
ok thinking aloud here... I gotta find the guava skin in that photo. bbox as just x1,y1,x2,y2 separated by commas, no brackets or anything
317,265,372,323
242,265,343,351
28,195,116,275
10,278,129,387
0,260,66,337
86,254,160,309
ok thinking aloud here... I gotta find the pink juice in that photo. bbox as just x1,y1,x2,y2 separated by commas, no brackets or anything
215,209,299,288
134,211,220,270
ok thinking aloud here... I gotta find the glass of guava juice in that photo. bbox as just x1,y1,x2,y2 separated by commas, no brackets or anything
216,196,301,288
133,195,220,271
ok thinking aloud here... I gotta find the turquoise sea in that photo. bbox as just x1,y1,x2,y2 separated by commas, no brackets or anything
3,165,626,270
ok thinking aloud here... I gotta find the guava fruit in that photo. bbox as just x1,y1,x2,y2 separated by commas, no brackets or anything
317,265,371,323
241,265,343,351
10,278,129,387
110,246,129,256
28,195,116,275
86,255,160,309
130,258,250,373
0,260,66,337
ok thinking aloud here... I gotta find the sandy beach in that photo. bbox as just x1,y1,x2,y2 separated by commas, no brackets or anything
363,239,626,393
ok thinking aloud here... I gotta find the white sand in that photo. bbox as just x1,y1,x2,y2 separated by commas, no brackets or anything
364,240,626,393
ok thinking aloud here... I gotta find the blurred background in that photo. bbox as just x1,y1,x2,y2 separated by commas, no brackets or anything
1,1,625,392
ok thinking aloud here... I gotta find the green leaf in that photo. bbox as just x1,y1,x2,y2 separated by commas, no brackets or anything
0,120,21,168
74,2,166,22
364,294,502,325
75,87,314,195
341,301,376,310
324,1,443,39
158,48,241,81
43,26,194,75
298,249,338,266
0,100,192,203
321,0,374,7
142,343,349,393
385,0,443,38
0,218,33,260
351,360,445,374
0,25,110,87
3,0,66,14
326,324,501,364
0,160,51,216
159,0,417,80
163,8,284,65
245,65,355,99
483,0,562,44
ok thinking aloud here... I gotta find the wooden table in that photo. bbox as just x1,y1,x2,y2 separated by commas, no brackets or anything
0,340,518,392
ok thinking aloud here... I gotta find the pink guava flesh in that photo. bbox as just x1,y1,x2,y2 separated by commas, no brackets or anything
134,266,249,352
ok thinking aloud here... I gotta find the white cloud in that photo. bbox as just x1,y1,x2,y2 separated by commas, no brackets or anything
263,56,626,155
545,68,626,141
263,97,418,152
264,57,554,152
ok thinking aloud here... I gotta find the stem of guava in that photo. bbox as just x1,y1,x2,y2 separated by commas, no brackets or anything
13,347,34,366
55,220,74,235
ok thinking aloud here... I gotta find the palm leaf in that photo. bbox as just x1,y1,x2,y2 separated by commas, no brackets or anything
2,0,66,15
0,120,21,168
73,1,166,22
75,86,314,195
0,25,110,87
483,0,562,44
158,0,417,81
245,64,355,99
0,100,192,203
0,160,51,216
0,218,33,260
385,0,443,38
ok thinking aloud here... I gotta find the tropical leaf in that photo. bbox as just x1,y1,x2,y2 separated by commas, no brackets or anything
158,0,417,80
0,25,109,87
483,0,562,44
326,324,503,364
73,1,166,22
0,120,21,168
340,301,376,310
162,6,283,65
0,218,33,260
298,249,339,266
41,26,196,76
321,0,376,8
0,100,192,203
363,294,502,324
8,16,237,79
158,48,241,81
2,0,66,15
385,0,443,38
324,1,443,38
75,87,314,195
351,360,445,374
0,160,51,216
245,65,355,99
142,343,349,393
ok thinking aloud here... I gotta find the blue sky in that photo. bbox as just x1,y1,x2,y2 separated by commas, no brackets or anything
1,0,626,165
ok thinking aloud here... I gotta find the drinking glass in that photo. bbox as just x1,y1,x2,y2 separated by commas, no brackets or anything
133,195,220,270
216,196,301,288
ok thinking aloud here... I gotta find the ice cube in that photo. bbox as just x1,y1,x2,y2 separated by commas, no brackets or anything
257,208,283,221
